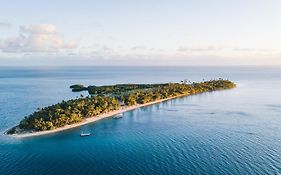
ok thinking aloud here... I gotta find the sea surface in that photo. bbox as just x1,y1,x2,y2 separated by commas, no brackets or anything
0,66,280,175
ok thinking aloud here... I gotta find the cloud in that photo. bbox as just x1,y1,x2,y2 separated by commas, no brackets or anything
78,45,119,59
0,24,78,53
0,21,12,28
233,48,256,52
177,45,222,52
233,47,273,52
20,24,56,34
131,45,146,51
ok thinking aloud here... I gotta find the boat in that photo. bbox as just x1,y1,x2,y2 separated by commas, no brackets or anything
113,113,123,119
80,132,91,137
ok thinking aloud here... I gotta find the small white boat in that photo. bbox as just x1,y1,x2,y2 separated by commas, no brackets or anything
80,132,91,137
113,113,123,119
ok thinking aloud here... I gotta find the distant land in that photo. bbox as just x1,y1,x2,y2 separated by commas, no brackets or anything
6,79,236,137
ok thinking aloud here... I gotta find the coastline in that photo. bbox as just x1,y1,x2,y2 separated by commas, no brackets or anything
8,94,186,138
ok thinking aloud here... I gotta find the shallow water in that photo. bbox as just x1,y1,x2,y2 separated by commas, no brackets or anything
0,66,281,175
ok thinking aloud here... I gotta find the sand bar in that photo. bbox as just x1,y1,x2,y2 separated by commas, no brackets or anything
8,94,186,138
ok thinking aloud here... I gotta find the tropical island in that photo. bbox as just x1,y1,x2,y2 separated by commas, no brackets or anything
6,79,236,137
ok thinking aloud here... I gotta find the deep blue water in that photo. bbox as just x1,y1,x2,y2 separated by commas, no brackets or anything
0,66,281,175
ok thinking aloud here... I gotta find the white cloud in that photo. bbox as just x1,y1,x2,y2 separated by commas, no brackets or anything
20,24,56,34
233,47,273,53
0,21,12,28
131,45,146,51
0,24,78,53
177,45,222,52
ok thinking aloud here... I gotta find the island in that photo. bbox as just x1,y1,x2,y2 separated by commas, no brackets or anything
6,79,236,137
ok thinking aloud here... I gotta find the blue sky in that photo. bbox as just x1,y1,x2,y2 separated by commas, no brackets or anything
0,0,281,66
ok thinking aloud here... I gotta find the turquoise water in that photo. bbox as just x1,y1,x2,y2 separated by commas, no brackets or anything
0,66,281,175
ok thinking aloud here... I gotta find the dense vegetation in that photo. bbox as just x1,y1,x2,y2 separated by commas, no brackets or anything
87,83,166,95
7,80,235,134
69,83,165,94
69,84,88,92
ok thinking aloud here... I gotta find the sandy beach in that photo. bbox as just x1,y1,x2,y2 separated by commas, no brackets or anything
9,94,186,138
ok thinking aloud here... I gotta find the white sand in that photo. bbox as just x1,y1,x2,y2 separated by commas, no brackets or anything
10,95,186,138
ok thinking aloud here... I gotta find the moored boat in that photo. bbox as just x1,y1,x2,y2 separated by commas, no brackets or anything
80,132,91,137
113,113,123,119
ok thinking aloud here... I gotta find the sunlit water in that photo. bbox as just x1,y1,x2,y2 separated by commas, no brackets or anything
0,66,280,175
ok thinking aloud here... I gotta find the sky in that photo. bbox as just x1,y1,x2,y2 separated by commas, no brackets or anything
0,0,281,66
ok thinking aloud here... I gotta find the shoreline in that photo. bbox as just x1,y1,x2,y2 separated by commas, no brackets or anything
7,94,186,138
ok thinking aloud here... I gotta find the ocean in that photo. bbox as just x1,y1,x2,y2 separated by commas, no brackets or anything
0,66,280,175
